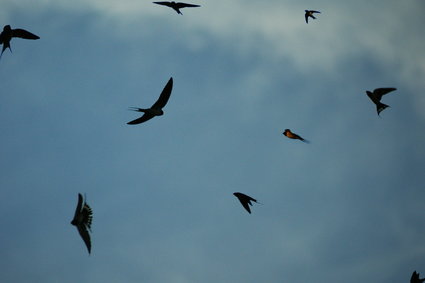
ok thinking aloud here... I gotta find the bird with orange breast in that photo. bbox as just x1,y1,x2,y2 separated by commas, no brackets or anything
283,129,309,143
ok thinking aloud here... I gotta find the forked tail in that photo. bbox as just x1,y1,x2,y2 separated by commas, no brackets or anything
377,102,389,116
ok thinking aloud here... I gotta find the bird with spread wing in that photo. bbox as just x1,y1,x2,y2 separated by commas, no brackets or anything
0,25,39,59
233,192,260,214
305,10,321,24
365,87,397,116
127,77,173,125
153,2,200,14
70,193,93,254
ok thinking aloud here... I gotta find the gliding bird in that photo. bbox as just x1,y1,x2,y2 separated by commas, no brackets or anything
233,192,260,214
127,77,173,125
0,25,39,59
305,10,321,23
70,193,93,254
365,87,397,116
153,2,200,14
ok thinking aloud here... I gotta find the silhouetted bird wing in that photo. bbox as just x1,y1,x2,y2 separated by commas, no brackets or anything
176,2,200,8
292,133,303,140
82,202,93,232
310,10,320,14
77,222,92,254
239,199,252,213
373,88,396,101
411,271,425,283
305,13,309,23
0,33,6,45
234,192,257,214
153,1,174,8
72,193,84,221
294,133,309,142
411,271,418,283
151,77,173,110
366,91,377,103
412,271,419,283
11,29,39,40
127,113,155,125
71,193,93,254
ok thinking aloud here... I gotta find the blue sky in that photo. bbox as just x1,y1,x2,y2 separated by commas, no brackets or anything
1,0,425,282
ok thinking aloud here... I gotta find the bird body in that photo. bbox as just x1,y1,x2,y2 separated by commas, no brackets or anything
127,77,173,125
0,25,39,58
411,271,425,283
365,87,397,116
129,107,164,117
71,193,93,254
153,1,200,14
233,192,259,214
283,129,308,143
305,10,320,23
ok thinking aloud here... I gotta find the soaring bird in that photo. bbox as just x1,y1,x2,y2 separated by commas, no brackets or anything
233,192,260,214
0,25,39,58
305,10,320,23
365,87,397,116
127,77,173,125
411,271,425,283
153,2,200,14
70,193,93,254
283,129,309,143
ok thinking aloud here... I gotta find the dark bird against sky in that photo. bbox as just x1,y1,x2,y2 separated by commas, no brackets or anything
0,25,39,59
153,2,200,14
283,129,309,143
127,77,173,125
365,87,397,116
233,192,260,214
70,193,93,254
411,271,425,283
305,10,321,24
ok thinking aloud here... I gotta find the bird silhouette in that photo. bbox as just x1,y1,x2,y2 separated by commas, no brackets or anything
305,10,320,23
127,77,173,125
365,87,397,116
283,129,309,143
411,271,425,283
70,193,93,254
0,25,39,59
233,192,259,214
153,2,200,14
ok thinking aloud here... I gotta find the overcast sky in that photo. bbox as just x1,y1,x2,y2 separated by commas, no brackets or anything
1,0,425,282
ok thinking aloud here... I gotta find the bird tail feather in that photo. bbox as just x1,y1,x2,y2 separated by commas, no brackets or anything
377,103,389,115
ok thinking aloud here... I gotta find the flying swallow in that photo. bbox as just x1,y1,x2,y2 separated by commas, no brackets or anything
283,129,309,143
70,193,93,254
305,10,320,23
0,25,39,59
411,271,425,283
153,2,200,14
233,192,260,214
127,77,173,125
365,87,397,116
